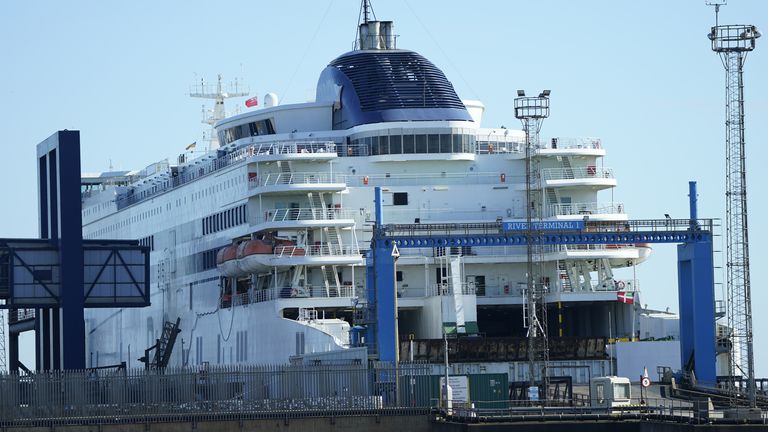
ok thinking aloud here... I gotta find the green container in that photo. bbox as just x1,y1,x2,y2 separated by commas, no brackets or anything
399,373,508,409
467,373,508,410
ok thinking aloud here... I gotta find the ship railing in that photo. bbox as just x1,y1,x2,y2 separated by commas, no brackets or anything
247,285,358,304
396,245,564,258
543,136,602,150
273,244,361,258
114,141,337,210
475,136,602,154
261,208,358,224
559,278,639,294
251,172,345,188
232,139,337,160
541,166,615,181
425,282,476,297
547,202,625,217
343,172,513,187
564,243,643,252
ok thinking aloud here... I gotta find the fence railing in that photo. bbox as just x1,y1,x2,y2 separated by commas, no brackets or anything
0,362,433,427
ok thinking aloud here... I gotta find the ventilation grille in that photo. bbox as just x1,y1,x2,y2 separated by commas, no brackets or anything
330,51,466,112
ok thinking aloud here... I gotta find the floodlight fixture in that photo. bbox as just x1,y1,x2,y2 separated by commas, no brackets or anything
517,90,525,97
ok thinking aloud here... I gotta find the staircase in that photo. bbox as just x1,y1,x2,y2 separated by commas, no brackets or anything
322,265,340,296
278,161,292,183
557,261,572,292
545,189,559,214
561,157,574,179
308,192,327,220
324,226,343,255
140,318,181,369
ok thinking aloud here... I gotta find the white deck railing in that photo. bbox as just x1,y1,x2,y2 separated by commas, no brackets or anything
547,202,625,217
541,167,615,181
259,208,358,224
249,172,345,188
234,285,358,304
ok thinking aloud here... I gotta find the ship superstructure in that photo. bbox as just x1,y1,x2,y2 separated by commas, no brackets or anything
80,7,650,370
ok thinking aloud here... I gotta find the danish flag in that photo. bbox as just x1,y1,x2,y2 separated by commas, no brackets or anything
617,291,634,304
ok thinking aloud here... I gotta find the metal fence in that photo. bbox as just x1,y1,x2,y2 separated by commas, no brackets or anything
0,362,434,426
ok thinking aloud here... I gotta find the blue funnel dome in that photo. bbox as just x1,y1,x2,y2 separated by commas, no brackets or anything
316,49,473,129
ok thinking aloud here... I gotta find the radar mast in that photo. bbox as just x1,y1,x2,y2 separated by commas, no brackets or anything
189,74,249,150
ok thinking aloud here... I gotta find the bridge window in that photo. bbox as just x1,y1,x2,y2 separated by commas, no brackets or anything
393,192,408,206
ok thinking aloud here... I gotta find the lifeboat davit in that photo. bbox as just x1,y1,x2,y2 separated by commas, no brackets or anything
216,244,241,277
237,239,274,273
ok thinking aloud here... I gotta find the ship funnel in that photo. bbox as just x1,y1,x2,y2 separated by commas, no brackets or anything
358,20,396,50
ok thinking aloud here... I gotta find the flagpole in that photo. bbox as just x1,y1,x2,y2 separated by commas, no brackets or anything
608,310,614,376
632,259,637,341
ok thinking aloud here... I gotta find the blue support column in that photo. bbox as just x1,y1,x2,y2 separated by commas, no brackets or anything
677,241,716,385
369,187,398,362
373,245,397,362
36,131,86,370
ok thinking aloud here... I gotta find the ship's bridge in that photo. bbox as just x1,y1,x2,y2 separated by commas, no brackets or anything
316,49,474,129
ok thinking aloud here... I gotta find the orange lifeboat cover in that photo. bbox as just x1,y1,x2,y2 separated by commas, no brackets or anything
238,239,273,258
216,245,238,265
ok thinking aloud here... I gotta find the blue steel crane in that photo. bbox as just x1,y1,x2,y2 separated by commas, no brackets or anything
366,183,718,387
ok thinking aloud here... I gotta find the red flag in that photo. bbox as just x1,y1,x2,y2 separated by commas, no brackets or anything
245,96,258,107
617,291,634,304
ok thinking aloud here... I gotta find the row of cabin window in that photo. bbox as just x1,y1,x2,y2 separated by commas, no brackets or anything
199,248,218,271
85,206,162,239
219,118,276,146
190,175,244,202
203,204,247,235
350,133,476,156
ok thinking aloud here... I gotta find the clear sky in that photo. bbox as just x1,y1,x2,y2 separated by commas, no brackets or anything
0,1,766,374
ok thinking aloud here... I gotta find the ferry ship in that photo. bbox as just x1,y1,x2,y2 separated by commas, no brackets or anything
80,4,654,374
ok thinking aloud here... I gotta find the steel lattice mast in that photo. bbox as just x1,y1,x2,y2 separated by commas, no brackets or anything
708,22,760,406
514,90,551,398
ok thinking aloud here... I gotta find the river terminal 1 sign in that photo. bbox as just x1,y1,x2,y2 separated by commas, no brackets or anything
501,220,584,231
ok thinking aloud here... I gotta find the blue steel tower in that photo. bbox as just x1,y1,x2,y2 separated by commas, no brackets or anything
708,14,761,406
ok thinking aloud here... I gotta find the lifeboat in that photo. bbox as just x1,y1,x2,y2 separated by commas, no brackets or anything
635,243,652,261
216,244,241,277
237,239,274,273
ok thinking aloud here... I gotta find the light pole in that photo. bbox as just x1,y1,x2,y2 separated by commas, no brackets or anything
514,90,551,402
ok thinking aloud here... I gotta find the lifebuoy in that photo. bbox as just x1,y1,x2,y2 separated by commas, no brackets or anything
617,280,626,289
363,175,369,185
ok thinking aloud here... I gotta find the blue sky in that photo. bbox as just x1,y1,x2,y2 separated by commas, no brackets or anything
1,1,766,374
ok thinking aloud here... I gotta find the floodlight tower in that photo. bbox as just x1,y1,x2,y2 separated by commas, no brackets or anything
707,2,761,407
514,90,551,397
